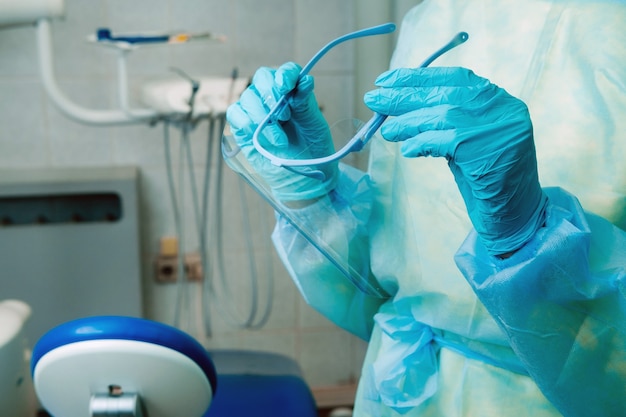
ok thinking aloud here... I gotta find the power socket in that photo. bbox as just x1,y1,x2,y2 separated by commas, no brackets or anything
154,252,203,283
155,255,177,283
184,252,203,282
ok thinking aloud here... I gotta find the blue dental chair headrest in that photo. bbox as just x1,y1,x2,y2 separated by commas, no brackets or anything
31,316,320,417
31,316,217,417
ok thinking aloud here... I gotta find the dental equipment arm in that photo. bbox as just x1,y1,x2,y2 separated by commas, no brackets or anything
36,18,158,126
0,0,64,28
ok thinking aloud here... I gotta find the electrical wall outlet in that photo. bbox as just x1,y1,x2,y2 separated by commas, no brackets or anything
155,255,177,283
154,252,203,283
184,252,203,282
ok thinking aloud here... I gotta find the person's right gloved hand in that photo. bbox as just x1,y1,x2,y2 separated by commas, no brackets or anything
226,62,338,203
364,67,548,257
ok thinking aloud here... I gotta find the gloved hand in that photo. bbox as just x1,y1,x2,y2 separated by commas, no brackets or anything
226,62,338,202
364,67,547,256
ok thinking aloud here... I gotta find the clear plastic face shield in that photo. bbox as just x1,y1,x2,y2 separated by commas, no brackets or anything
222,24,468,298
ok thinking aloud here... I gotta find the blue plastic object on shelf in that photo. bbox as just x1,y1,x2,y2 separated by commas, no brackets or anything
96,28,169,44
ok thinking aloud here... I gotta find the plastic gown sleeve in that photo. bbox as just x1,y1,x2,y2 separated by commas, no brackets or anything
455,187,626,416
271,164,388,341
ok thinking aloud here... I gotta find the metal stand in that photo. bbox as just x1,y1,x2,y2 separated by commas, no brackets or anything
90,386,146,417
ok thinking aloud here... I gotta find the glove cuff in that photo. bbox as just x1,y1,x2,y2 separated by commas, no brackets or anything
272,164,339,202
482,187,548,256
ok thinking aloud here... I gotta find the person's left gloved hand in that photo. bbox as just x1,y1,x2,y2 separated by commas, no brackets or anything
364,67,547,257
227,62,338,203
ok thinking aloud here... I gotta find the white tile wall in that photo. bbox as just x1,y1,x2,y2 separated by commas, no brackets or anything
0,0,379,390
0,25,40,76
0,80,48,166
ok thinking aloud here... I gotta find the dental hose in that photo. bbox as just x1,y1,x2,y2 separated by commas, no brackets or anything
165,121,209,336
161,66,275,337
200,114,273,332
165,112,273,336
163,121,189,329
201,68,273,331
199,117,216,337
209,115,273,330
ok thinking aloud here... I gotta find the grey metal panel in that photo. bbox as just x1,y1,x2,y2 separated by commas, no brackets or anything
0,166,143,346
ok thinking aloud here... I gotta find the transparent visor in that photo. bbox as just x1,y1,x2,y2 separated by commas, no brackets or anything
222,124,389,298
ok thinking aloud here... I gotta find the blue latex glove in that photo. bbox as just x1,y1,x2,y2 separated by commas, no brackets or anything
364,67,547,256
226,62,338,202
